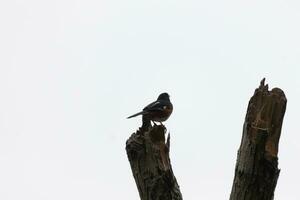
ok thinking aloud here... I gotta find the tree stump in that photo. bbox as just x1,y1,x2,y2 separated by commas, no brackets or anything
230,78,287,200
126,119,183,200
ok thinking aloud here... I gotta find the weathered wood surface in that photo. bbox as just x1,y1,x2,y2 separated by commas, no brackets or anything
126,120,182,200
230,79,287,200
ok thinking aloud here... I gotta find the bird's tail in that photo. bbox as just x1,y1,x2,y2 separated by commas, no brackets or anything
127,111,145,119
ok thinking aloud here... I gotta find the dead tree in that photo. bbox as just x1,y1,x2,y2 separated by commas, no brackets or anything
230,78,287,200
126,118,183,200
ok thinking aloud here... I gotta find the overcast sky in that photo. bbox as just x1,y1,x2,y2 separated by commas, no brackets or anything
0,0,300,199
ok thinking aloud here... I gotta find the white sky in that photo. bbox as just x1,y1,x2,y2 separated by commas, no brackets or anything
0,0,300,199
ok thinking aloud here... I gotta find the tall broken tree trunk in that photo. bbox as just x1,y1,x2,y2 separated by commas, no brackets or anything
126,119,182,200
230,78,287,200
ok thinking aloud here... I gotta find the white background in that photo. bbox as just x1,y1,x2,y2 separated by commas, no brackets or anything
0,0,299,199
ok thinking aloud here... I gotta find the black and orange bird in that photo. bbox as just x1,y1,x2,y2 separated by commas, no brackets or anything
127,93,173,124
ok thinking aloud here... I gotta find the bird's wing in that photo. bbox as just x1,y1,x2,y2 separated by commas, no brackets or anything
143,101,166,112
127,100,169,119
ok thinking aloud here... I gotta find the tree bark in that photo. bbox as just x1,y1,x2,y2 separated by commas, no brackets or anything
126,119,183,200
230,78,287,200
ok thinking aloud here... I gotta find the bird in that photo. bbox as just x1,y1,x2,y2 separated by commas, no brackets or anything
127,93,173,125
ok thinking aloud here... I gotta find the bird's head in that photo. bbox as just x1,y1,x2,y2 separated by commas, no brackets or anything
157,92,170,101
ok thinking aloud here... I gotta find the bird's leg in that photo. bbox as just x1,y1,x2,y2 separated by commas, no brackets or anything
159,122,166,130
152,121,157,126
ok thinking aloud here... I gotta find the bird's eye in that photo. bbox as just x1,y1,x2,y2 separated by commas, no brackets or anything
163,106,167,109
